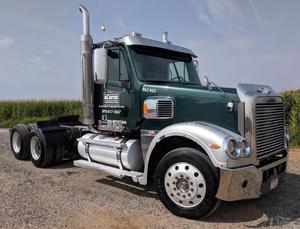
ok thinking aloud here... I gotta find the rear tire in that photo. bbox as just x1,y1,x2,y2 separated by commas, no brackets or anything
155,147,220,219
29,129,54,168
10,124,30,160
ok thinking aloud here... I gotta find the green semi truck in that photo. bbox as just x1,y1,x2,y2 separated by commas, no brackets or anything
9,5,289,219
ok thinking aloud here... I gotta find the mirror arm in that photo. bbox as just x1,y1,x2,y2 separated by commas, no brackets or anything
204,76,234,112
210,81,232,103
210,81,234,112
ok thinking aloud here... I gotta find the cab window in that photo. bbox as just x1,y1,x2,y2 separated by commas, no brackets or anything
107,48,129,82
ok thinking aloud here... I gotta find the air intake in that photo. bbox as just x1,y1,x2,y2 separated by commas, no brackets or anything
157,99,174,119
143,98,174,120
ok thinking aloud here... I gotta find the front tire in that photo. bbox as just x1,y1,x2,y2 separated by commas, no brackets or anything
155,147,220,219
29,129,54,168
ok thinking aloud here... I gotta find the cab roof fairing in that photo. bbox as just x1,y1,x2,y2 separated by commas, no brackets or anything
93,35,197,58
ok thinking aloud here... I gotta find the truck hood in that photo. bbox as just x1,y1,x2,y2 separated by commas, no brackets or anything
140,83,240,133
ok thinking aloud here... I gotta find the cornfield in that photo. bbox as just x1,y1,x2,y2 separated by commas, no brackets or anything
282,89,300,147
0,100,82,128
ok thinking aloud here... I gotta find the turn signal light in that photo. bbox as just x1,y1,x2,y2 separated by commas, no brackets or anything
143,103,148,115
210,144,220,149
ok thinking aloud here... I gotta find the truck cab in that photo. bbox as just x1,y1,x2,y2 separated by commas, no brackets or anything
9,5,289,219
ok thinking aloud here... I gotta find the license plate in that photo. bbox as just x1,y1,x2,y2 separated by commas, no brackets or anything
270,177,279,190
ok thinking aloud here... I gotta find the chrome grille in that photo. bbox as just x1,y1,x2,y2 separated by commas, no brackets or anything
156,99,174,119
255,101,285,159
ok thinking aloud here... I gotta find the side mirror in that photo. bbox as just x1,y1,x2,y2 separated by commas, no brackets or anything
94,48,107,83
204,76,212,91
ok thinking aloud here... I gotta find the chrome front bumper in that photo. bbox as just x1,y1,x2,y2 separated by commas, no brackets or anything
216,157,288,201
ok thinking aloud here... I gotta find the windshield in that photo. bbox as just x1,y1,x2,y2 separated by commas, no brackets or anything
129,45,201,85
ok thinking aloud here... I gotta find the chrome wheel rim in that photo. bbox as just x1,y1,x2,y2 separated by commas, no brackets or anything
30,136,41,160
12,132,21,153
164,162,206,208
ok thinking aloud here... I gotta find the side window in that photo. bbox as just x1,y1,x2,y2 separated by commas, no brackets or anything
120,52,129,81
107,49,119,82
107,48,129,82
168,63,177,80
168,61,189,82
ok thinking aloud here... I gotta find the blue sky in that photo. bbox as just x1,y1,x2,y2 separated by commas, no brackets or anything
0,0,299,99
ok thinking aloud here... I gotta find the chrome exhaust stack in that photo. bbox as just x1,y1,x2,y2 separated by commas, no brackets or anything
79,5,94,126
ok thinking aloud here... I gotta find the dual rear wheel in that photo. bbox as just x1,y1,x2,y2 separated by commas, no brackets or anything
10,124,65,168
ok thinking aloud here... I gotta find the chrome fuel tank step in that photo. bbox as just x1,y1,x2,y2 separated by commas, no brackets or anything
74,159,143,182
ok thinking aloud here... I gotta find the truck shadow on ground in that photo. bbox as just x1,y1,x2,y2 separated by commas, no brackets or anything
48,159,77,169
96,172,300,227
96,176,159,199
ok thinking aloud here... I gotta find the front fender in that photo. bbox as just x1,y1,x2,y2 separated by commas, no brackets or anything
138,122,254,185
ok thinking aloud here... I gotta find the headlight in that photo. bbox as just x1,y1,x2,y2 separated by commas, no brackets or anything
226,139,240,159
224,137,251,159
239,139,251,157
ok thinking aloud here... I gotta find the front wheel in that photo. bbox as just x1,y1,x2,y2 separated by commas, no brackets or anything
155,147,221,219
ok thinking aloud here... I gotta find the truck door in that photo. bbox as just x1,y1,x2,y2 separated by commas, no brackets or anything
97,46,133,133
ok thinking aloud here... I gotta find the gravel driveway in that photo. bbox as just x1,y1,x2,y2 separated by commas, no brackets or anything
0,128,299,228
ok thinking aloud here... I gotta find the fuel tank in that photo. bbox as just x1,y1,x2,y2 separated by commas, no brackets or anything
77,133,143,171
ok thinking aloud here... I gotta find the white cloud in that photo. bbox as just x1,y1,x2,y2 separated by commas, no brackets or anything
248,0,271,26
0,36,14,48
190,0,243,34
207,0,242,23
196,8,225,34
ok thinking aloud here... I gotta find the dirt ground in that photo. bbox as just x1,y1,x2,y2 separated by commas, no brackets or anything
0,128,299,228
